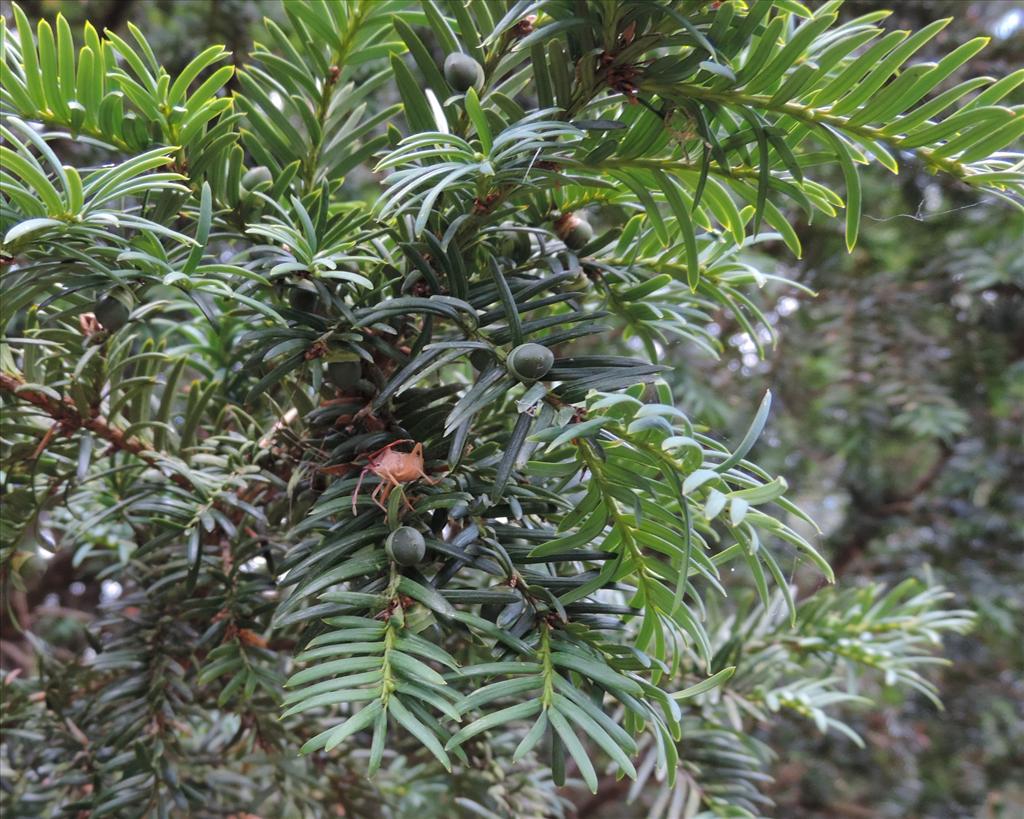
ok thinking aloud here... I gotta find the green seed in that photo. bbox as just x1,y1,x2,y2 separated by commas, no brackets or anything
93,291,133,332
444,53,484,92
241,166,272,190
507,342,554,382
470,348,494,371
386,527,427,566
559,215,594,251
325,352,362,388
289,281,320,313
498,223,532,263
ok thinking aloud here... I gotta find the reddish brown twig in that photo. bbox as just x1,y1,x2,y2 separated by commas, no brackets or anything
0,371,192,490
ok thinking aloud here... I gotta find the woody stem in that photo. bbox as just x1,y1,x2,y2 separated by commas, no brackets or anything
0,372,191,489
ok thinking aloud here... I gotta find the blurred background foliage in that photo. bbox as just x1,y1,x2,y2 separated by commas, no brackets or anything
3,1,1022,817
676,3,1024,817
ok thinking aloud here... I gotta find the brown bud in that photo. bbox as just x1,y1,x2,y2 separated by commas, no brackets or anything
512,15,536,38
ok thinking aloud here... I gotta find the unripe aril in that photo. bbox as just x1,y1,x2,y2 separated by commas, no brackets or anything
386,527,427,566
325,352,362,388
241,166,272,190
470,348,494,371
94,291,133,332
557,214,593,251
289,280,320,313
444,53,484,92
498,223,532,263
506,342,554,382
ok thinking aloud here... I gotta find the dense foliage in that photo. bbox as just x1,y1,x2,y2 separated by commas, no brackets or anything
1,1,1021,816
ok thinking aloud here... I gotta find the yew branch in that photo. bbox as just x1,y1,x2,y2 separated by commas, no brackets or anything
0,371,191,489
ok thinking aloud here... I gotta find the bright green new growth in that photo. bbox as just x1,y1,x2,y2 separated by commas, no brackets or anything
0,1,1017,816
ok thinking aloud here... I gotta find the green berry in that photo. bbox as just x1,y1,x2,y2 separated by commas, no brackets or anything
325,352,362,388
241,166,272,190
289,280,320,313
559,215,594,251
444,53,484,92
386,527,426,566
506,342,554,382
469,348,494,371
93,291,133,332
498,224,532,263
